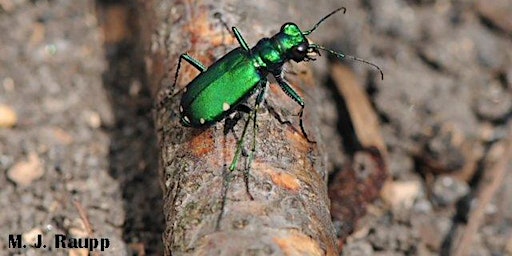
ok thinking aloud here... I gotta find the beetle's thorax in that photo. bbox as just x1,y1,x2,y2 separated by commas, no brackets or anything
250,23,309,74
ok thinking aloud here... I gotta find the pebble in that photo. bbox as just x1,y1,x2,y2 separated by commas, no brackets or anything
0,104,17,128
432,175,470,206
385,180,422,210
22,228,43,245
7,153,45,186
83,110,101,128
475,80,512,121
69,248,89,256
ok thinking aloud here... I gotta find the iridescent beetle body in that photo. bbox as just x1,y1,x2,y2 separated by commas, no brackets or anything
179,23,314,128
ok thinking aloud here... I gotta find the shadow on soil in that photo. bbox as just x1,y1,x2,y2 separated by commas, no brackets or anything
96,1,164,254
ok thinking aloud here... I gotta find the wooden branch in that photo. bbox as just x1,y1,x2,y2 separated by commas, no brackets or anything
139,0,338,254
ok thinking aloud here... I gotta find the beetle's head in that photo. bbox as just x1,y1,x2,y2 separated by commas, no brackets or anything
279,23,319,62
279,7,384,80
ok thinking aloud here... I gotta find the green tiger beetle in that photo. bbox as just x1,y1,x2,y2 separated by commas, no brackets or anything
171,7,383,171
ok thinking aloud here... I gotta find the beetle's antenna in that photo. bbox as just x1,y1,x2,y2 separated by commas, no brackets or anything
303,7,346,35
312,44,384,80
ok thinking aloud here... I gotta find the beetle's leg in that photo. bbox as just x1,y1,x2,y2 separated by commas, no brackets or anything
173,53,207,91
213,12,235,53
218,87,262,226
244,80,269,199
157,53,207,108
218,90,259,227
249,80,268,164
213,12,234,36
229,101,255,172
213,12,231,33
265,100,293,126
232,27,250,52
234,104,253,114
223,103,254,136
274,73,316,143
178,53,207,72
229,79,267,172
255,80,268,106
212,13,250,53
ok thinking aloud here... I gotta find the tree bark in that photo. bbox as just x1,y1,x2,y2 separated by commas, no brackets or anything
140,0,338,254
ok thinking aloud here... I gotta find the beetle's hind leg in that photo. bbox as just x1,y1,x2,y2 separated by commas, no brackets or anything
228,102,256,172
157,53,207,109
227,81,267,200
246,81,267,169
218,84,265,227
244,81,268,199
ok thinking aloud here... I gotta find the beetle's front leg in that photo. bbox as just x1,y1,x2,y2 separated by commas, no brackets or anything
273,73,316,143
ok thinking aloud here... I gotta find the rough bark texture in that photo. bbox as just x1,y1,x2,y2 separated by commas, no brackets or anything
140,0,339,255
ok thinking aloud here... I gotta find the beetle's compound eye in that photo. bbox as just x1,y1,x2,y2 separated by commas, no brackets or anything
290,42,308,61
280,23,294,32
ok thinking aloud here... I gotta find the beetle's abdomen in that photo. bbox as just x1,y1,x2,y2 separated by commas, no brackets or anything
180,48,262,127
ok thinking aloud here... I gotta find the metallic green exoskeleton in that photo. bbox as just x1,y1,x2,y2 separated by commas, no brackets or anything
178,47,263,127
170,7,383,170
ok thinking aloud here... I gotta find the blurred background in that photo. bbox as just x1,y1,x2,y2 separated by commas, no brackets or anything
0,0,510,255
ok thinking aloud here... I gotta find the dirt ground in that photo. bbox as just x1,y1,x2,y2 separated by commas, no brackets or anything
1,0,511,255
